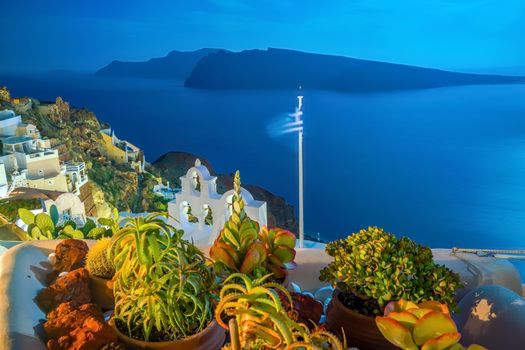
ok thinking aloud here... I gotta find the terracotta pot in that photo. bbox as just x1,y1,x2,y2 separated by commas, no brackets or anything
88,275,114,310
109,318,226,350
326,290,397,350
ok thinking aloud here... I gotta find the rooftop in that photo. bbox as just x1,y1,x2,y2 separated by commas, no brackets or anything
3,136,33,145
9,187,66,201
0,110,18,121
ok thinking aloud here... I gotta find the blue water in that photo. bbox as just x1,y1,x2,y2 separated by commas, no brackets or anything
1,73,525,277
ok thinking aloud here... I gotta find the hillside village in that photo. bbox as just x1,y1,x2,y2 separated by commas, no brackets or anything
0,85,299,241
0,86,168,237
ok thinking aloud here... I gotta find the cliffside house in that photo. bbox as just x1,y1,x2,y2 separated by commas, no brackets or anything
0,110,22,137
36,97,70,121
11,97,33,114
10,187,87,227
152,181,179,200
16,123,40,139
0,110,88,198
100,128,145,172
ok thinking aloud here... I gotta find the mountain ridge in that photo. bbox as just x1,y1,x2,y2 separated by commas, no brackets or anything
95,47,525,92
95,48,226,80
185,48,525,92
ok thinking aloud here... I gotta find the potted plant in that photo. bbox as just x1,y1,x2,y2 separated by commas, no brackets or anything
86,237,115,310
109,212,225,350
215,273,345,350
375,299,487,350
210,171,296,283
319,227,461,349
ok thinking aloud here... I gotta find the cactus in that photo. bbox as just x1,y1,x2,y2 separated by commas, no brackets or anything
17,205,87,240
375,300,487,350
89,208,120,238
86,238,115,279
19,208,55,239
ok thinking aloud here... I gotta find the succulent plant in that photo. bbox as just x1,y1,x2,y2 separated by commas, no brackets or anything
210,171,296,281
18,205,85,239
86,238,115,279
216,273,344,350
111,213,216,342
259,226,296,279
375,300,487,350
319,227,461,315
18,206,114,241
88,208,120,239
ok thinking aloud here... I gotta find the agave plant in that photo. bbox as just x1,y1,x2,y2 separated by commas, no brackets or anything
210,171,296,281
216,273,344,350
375,300,487,350
18,205,96,240
111,212,216,342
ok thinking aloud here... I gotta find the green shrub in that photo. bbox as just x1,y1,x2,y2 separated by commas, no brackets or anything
319,227,461,316
0,198,42,222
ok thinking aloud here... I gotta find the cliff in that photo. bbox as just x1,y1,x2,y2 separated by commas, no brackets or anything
185,48,525,92
152,151,298,234
0,91,167,215
95,48,226,80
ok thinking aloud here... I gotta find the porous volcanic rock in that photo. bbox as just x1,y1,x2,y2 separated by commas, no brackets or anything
36,268,91,312
54,239,89,272
45,302,117,350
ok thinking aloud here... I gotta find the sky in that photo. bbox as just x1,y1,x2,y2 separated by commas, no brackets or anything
1,0,524,74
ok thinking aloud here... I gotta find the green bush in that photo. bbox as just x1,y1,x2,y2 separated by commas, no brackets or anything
319,227,461,316
0,198,42,222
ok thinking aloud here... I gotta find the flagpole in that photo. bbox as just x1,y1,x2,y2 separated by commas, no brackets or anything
283,95,305,248
297,96,304,248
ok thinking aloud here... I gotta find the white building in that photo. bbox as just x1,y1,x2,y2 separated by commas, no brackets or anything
0,110,88,197
0,163,8,198
0,110,22,137
167,159,267,245
152,182,179,200
11,187,87,228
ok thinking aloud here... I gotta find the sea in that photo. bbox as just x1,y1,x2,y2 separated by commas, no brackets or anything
1,72,525,278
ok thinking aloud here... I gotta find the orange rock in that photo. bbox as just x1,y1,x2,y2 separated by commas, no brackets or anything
44,302,117,350
37,268,91,312
54,239,89,273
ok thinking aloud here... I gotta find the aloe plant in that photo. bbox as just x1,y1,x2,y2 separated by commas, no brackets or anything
210,171,296,281
111,212,216,342
216,273,344,350
375,300,487,350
